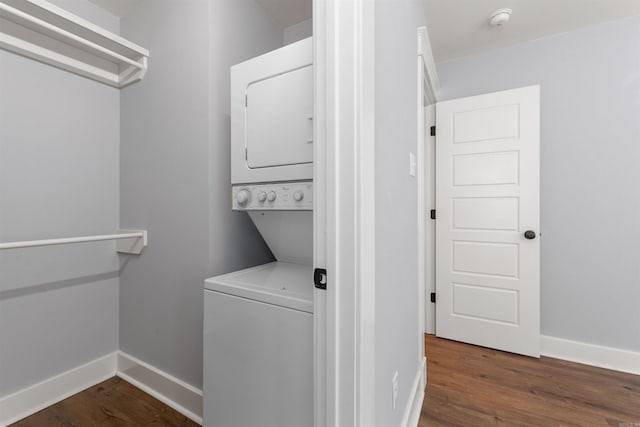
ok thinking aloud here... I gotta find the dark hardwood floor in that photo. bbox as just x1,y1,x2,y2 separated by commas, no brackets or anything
420,334,640,427
11,376,198,427
10,337,640,426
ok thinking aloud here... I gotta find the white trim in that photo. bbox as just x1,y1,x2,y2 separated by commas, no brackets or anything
420,355,427,391
417,36,426,338
116,352,203,425
400,359,427,427
423,103,436,335
355,1,377,425
0,351,204,426
0,352,117,426
416,40,430,412
417,26,439,104
312,1,328,425
541,335,640,376
417,27,438,337
315,0,376,426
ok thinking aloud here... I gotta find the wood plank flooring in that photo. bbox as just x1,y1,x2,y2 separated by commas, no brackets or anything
10,336,640,426
11,376,198,427
420,334,640,427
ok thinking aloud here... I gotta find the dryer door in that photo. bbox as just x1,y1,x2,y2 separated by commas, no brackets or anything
246,65,313,169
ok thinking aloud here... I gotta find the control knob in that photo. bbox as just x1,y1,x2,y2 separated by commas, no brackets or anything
267,191,277,202
257,191,267,203
293,190,304,202
236,189,250,205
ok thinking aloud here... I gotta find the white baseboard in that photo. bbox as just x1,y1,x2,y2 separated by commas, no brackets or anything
420,356,427,390
541,335,640,375
0,351,203,426
4,337,635,427
117,351,203,425
0,352,118,426
401,357,427,427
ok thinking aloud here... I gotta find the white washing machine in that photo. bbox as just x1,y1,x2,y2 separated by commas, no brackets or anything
204,37,314,427
203,262,313,427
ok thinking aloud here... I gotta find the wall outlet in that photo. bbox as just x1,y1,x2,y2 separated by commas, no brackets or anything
392,370,399,410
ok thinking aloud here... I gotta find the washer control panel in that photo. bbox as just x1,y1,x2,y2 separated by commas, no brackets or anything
232,182,313,210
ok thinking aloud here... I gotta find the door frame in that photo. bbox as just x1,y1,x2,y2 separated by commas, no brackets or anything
313,13,442,427
314,1,376,426
417,27,440,336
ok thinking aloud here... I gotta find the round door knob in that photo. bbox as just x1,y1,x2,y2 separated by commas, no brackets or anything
267,191,277,202
236,189,250,205
293,190,304,202
524,230,536,240
257,191,267,203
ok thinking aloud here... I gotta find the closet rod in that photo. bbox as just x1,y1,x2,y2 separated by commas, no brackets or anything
0,230,147,254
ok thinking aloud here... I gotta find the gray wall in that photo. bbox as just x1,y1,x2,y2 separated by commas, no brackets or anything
284,19,312,45
437,16,640,352
208,0,282,277
374,0,425,425
119,0,279,389
0,0,120,397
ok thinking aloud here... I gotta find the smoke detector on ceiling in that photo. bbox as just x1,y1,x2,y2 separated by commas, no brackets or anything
489,8,512,27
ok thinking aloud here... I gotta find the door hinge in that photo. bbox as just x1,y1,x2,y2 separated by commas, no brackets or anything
430,209,436,220
430,126,436,136
430,292,436,303
314,268,327,290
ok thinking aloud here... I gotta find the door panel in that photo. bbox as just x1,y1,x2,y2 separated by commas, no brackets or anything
436,85,540,357
451,283,519,324
452,241,519,278
452,197,519,230
453,104,519,143
453,151,519,186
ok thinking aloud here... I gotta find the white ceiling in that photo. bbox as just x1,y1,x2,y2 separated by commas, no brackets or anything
86,0,640,62
424,0,640,62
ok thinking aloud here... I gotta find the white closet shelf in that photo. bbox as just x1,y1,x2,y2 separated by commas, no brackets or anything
0,0,149,88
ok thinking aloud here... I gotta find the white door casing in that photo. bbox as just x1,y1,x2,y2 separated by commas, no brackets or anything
417,26,438,337
313,0,376,426
417,27,438,400
435,85,540,357
423,103,436,335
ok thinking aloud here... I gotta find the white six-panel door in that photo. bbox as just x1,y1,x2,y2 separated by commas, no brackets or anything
435,86,540,357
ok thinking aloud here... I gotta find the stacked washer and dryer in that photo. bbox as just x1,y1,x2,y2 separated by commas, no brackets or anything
203,38,314,427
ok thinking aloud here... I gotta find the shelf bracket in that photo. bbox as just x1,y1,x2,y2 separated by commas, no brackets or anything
116,230,148,255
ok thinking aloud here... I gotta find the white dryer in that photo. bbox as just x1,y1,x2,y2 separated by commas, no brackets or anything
230,37,313,185
204,37,314,427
